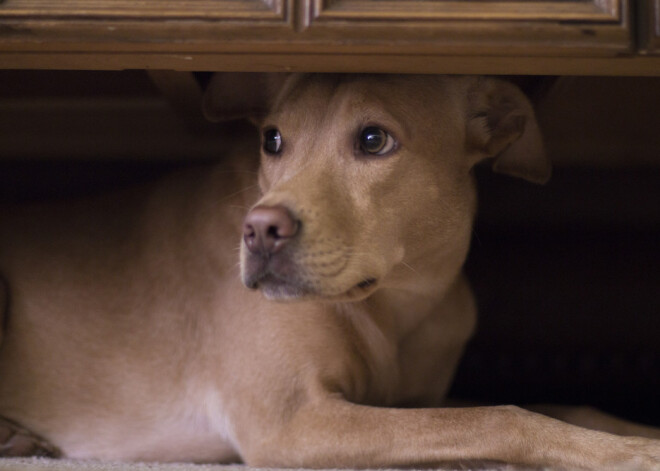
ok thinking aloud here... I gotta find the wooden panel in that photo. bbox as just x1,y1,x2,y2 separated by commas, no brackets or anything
303,0,631,56
310,0,620,21
0,0,297,58
0,0,284,20
0,0,295,53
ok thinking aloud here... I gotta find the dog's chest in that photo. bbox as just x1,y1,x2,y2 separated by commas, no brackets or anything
147,388,240,463
55,384,239,463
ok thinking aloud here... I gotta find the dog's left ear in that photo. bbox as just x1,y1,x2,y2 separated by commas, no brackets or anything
202,73,288,123
466,77,551,184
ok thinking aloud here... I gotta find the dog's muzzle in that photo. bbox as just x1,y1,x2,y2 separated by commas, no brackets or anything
241,205,307,297
241,204,379,301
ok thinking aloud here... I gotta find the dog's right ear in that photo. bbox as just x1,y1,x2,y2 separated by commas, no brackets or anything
466,77,551,184
202,73,288,123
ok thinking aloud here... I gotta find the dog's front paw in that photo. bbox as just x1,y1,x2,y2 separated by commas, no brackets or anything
0,416,61,458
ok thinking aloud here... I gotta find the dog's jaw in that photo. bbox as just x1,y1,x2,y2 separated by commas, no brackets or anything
240,219,386,302
243,270,313,301
241,244,383,303
241,252,381,303
241,241,313,299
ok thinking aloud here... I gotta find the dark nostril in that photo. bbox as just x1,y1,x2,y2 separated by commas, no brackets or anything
267,225,282,239
243,205,299,255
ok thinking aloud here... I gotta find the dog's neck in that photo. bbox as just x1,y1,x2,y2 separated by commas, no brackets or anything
361,274,468,343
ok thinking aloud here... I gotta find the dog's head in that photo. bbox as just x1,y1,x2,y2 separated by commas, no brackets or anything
204,74,549,301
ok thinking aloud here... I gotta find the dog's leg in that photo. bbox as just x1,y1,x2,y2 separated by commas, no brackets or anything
528,404,660,440
0,417,61,458
237,398,660,470
0,280,59,458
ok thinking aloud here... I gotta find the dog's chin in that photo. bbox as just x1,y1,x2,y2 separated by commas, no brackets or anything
250,274,312,301
243,272,379,303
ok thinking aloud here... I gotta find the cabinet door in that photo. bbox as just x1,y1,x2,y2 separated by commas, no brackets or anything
0,0,283,20
0,0,294,50
303,0,631,56
646,0,660,54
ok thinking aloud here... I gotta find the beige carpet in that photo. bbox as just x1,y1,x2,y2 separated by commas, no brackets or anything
0,459,242,471
0,459,544,471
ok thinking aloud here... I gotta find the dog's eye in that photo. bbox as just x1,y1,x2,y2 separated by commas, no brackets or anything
359,127,396,156
263,128,282,155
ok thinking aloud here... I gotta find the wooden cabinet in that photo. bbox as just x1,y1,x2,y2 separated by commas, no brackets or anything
0,0,658,75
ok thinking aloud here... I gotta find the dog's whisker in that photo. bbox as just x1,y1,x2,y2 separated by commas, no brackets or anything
218,184,260,203
471,229,483,247
400,261,422,277
209,169,260,177
228,205,252,212
217,170,259,175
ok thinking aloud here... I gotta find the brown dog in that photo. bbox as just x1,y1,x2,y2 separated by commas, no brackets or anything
1,74,659,470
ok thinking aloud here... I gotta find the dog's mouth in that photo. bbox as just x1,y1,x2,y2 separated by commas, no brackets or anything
242,239,381,301
356,278,378,290
245,272,313,300
244,269,379,302
341,277,379,301
242,250,314,300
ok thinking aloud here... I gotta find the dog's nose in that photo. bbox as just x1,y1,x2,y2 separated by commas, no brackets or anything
243,205,299,255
